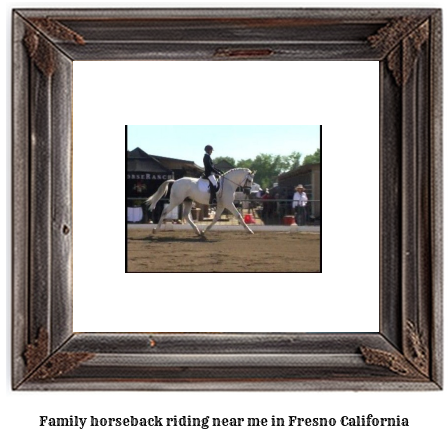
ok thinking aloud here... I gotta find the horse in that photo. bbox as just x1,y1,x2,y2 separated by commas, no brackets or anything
145,168,257,235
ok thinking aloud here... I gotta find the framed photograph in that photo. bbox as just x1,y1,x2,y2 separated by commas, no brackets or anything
124,124,322,273
12,8,442,390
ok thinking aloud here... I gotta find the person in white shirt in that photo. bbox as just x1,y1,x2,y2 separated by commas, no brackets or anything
292,184,308,225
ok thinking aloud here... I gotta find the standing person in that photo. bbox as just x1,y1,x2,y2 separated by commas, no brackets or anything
203,145,223,204
292,184,308,225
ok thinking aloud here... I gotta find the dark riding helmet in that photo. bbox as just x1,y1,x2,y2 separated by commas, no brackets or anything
204,145,214,152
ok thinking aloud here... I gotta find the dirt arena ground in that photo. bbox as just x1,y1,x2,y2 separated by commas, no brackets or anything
127,229,321,273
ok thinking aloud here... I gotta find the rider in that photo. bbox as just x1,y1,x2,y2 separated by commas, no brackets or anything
203,145,224,204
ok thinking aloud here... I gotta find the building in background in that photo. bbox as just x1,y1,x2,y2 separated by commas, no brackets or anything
127,147,203,222
127,147,204,199
127,147,174,202
277,163,321,220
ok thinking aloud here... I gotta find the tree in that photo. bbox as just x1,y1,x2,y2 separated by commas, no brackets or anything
248,154,277,189
302,148,320,165
235,158,253,169
236,152,302,189
212,156,236,167
211,151,305,190
285,151,302,170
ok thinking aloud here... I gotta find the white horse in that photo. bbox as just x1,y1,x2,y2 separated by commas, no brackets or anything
145,168,256,235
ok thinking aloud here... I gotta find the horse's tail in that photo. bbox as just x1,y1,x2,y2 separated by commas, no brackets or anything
145,179,175,211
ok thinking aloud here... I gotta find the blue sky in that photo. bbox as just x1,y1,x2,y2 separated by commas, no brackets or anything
127,125,320,165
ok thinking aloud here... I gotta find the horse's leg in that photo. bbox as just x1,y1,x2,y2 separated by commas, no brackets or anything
182,201,201,236
226,203,254,234
202,205,225,234
153,202,178,234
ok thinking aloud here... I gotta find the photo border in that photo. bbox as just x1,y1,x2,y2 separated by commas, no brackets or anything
12,8,442,390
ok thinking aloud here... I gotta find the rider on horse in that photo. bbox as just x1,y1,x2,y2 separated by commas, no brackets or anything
203,145,223,204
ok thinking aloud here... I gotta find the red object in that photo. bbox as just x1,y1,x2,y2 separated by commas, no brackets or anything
282,215,295,225
244,214,256,224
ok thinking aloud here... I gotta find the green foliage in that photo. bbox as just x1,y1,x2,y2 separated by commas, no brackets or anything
286,151,302,170
235,158,253,169
302,148,321,165
213,156,237,167
234,151,303,189
213,150,312,189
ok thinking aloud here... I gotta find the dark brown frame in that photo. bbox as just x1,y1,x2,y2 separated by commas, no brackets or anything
12,8,442,390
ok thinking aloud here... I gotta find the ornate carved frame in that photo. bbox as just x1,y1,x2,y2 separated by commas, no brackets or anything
12,8,442,390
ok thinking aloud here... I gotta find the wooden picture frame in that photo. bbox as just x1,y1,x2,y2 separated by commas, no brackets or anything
12,8,442,390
